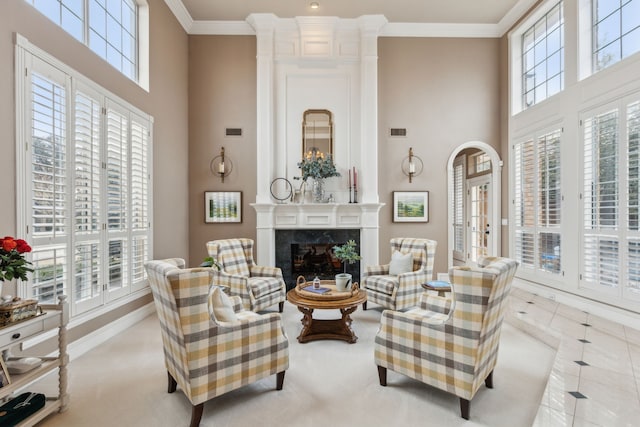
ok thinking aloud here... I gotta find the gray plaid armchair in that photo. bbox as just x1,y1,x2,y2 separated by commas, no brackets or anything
145,258,289,427
374,256,518,419
363,237,437,311
206,238,286,312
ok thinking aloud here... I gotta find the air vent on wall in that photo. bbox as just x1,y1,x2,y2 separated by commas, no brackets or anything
225,128,242,137
390,128,407,137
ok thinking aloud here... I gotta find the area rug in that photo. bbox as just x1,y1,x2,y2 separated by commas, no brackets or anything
36,301,557,427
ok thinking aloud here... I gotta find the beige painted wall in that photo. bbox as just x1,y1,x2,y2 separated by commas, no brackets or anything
0,0,189,345
188,36,257,266
377,37,502,276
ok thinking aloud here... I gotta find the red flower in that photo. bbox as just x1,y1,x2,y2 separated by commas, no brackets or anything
15,239,31,253
1,237,17,252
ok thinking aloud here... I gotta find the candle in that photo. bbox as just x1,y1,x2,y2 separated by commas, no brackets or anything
353,167,357,188
219,162,225,174
348,169,351,188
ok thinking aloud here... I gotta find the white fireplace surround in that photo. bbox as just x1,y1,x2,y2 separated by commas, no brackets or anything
249,14,387,271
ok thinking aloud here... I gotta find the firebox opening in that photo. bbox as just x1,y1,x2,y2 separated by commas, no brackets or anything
291,243,344,280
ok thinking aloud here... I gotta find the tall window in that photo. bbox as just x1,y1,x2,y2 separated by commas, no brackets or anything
25,0,141,81
453,157,465,261
522,1,565,108
18,39,153,317
514,129,562,275
582,98,640,298
593,0,640,72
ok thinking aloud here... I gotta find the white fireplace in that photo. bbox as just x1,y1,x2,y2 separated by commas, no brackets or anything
248,14,387,273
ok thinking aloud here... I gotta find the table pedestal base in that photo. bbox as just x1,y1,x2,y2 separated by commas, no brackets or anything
296,306,358,343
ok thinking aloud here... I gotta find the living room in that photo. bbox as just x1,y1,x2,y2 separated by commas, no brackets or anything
1,0,639,425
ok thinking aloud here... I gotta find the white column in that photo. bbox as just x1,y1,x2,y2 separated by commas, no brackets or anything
247,14,278,204
357,15,387,204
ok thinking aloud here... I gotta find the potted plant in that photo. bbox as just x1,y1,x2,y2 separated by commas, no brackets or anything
332,240,361,291
200,257,221,270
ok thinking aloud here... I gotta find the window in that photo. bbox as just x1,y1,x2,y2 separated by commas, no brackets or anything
468,152,491,176
453,157,465,261
582,98,640,298
521,1,565,108
593,0,640,72
17,37,153,317
513,129,562,275
25,0,147,84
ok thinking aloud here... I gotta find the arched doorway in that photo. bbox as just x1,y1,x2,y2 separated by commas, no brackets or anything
447,142,502,268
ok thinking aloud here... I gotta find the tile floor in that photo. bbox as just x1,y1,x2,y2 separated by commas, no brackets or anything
508,287,640,426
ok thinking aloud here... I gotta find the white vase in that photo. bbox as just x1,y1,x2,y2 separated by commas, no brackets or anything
335,273,352,291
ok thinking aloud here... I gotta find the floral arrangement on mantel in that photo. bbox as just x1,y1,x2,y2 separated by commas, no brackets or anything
0,236,33,282
295,151,341,183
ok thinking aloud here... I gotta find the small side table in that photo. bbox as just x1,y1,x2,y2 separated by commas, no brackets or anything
421,281,451,297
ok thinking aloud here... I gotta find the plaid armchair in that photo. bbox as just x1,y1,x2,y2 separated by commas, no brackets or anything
374,256,518,420
363,238,437,311
145,259,289,427
206,238,286,312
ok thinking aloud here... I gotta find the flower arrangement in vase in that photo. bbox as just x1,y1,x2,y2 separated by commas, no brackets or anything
295,151,340,202
332,239,361,291
0,236,33,295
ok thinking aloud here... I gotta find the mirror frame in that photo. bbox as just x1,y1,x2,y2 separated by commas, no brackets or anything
302,109,333,158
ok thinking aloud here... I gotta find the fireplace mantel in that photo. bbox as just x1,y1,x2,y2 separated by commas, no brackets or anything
251,202,384,272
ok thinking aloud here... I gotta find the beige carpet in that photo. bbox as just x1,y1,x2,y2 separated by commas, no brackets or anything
36,302,556,427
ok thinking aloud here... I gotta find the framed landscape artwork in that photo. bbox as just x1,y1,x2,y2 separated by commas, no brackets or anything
393,191,429,223
205,191,242,223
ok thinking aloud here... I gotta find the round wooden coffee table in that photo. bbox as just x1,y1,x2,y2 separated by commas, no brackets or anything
286,279,367,344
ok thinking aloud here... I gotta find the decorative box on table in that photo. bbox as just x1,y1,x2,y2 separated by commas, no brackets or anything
0,298,41,326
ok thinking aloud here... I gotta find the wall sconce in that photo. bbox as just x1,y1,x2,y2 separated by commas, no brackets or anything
210,146,233,183
401,147,423,183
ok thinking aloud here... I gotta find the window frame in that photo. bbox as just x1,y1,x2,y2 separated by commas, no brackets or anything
15,34,154,320
24,0,149,91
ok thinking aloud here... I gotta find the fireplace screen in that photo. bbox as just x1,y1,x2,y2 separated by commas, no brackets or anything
291,243,343,280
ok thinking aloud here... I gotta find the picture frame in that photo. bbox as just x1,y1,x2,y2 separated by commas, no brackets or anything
0,358,11,388
205,191,242,223
393,191,429,223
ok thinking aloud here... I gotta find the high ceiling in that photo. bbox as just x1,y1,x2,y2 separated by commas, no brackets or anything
179,0,528,25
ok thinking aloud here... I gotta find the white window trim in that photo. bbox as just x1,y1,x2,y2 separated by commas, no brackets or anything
23,0,149,91
509,0,565,115
15,33,154,321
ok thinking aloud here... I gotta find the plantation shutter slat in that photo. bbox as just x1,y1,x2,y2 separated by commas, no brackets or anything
627,101,640,293
130,118,149,285
583,109,620,288
73,89,103,312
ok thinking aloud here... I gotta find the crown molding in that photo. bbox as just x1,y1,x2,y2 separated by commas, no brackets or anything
380,23,501,38
497,0,540,36
190,20,256,35
163,0,193,33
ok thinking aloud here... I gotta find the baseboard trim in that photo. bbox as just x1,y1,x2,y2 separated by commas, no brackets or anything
66,303,156,361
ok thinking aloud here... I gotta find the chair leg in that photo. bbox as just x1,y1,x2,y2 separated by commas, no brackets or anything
485,370,494,389
377,366,387,386
363,301,367,310
190,403,204,427
278,301,284,313
459,398,470,420
276,371,286,390
167,372,177,393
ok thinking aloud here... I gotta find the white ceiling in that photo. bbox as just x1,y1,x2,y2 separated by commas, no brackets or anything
166,0,539,36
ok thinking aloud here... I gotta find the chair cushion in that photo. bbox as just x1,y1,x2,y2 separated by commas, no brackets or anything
209,287,238,323
248,277,283,299
364,275,397,296
389,251,413,275
220,241,250,277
